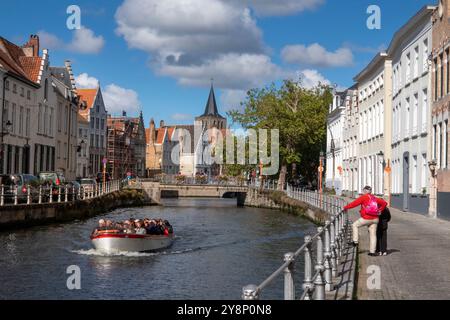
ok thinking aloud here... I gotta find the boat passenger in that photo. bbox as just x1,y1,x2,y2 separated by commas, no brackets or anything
135,221,146,235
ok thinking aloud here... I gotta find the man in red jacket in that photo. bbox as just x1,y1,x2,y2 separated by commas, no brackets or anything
344,186,387,256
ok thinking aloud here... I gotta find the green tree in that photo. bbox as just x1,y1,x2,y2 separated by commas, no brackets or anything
227,79,332,188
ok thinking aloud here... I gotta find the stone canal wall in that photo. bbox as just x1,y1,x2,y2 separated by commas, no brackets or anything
0,189,152,231
245,188,329,225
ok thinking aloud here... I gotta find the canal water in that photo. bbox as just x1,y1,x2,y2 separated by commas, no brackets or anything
0,198,316,300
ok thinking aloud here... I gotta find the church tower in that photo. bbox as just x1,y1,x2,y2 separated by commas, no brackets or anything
195,84,227,130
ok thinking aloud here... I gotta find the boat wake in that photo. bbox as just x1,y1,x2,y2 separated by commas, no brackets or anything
72,231,305,258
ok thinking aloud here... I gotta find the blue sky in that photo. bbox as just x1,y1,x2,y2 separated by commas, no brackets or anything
0,0,434,127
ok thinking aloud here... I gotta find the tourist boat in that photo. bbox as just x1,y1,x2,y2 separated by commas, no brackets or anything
90,232,174,253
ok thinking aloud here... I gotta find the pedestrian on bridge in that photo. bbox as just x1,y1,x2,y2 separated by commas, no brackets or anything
344,186,387,257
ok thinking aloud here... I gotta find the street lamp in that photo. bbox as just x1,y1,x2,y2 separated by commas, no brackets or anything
319,151,325,193
428,159,437,177
77,140,86,153
428,159,438,218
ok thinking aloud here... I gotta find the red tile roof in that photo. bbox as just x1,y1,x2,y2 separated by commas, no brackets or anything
156,128,166,144
78,89,98,118
19,56,42,82
0,37,41,84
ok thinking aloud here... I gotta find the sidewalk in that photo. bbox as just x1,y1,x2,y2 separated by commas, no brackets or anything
345,200,450,300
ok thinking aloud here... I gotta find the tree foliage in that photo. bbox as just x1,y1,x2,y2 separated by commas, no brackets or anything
227,79,332,186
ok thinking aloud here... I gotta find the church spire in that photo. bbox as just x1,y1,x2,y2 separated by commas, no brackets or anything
201,82,221,117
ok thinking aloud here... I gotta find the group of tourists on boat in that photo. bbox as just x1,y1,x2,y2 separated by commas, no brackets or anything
93,218,173,236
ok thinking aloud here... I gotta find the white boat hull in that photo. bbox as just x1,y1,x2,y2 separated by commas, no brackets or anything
91,233,174,253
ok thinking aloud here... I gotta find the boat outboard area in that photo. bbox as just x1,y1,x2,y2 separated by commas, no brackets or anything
90,218,174,253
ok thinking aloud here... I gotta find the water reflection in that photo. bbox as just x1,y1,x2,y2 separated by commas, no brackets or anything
0,198,316,299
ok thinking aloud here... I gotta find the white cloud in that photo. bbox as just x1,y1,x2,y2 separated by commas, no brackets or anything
235,0,325,16
37,30,64,50
75,73,100,88
37,27,104,54
103,84,141,115
115,0,264,60
281,43,354,68
220,89,248,112
67,27,105,54
158,53,287,90
75,74,141,115
296,69,331,88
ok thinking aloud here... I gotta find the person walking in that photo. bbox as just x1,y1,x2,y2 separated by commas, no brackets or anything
344,186,387,257
376,207,391,256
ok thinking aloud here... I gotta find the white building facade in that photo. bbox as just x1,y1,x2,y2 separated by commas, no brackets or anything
341,87,359,198
390,6,435,214
326,91,346,195
354,52,393,197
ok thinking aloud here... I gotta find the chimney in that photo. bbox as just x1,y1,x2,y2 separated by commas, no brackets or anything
160,120,165,128
149,118,155,143
22,34,40,57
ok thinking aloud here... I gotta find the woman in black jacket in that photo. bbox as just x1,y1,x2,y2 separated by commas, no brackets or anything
376,207,391,256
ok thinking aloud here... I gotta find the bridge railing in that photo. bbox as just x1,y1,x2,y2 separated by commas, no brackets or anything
242,184,349,300
0,180,122,207
153,175,249,187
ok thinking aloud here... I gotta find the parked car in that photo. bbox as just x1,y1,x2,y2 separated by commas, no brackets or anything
0,174,40,203
79,178,97,194
39,172,66,186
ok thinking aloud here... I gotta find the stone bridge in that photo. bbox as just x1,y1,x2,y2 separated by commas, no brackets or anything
138,180,250,206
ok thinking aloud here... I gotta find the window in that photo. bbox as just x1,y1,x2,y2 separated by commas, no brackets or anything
79,128,82,137
44,79,48,100
44,106,48,135
444,121,448,169
447,49,449,95
57,141,61,159
91,117,95,129
413,93,418,135
412,155,418,193
5,80,9,91
96,118,100,129
13,83,17,93
27,90,31,100
49,107,53,136
405,97,410,138
406,52,411,83
421,154,427,191
100,135,104,149
96,105,99,113
26,109,30,137
90,134,94,146
64,105,68,133
101,119,105,131
38,104,42,134
434,58,439,101
19,106,23,135
11,103,16,134
20,87,24,97
423,39,429,73
441,53,444,98
422,89,428,133
414,46,419,79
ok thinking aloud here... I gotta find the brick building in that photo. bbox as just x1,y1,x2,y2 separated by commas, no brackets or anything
431,0,450,218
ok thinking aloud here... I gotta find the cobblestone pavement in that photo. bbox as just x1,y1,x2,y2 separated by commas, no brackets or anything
344,201,450,300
